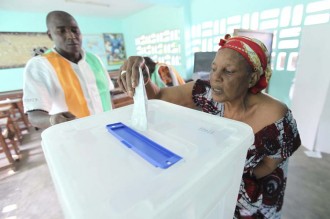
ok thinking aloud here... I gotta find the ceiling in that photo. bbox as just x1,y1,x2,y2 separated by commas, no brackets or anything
0,0,186,19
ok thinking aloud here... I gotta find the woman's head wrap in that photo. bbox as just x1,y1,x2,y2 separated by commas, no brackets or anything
218,34,272,94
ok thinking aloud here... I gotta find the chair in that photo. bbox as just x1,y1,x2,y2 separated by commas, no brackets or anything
0,104,23,141
0,98,30,134
0,117,20,170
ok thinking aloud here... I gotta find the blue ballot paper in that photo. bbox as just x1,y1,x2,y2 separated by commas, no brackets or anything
106,122,182,169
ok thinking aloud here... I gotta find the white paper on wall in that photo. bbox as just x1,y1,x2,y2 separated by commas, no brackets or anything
291,23,330,153
315,83,330,154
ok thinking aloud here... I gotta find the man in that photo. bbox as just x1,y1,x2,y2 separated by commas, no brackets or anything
23,11,114,129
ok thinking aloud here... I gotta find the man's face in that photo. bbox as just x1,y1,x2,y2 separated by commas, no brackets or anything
47,15,82,61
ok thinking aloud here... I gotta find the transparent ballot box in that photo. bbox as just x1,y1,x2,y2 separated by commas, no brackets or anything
41,100,253,219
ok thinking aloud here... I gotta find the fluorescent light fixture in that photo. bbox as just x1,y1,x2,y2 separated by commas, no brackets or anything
2,204,17,213
65,0,110,7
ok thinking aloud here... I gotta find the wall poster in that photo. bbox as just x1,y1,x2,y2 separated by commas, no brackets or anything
0,32,53,69
82,34,107,64
103,33,126,66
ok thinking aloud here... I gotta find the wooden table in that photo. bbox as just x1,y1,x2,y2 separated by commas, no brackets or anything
0,90,23,101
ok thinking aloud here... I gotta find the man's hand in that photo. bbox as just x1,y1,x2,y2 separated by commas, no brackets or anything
27,110,76,129
49,112,76,126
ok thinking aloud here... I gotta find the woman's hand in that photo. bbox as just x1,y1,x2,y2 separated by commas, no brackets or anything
117,56,150,98
116,55,196,108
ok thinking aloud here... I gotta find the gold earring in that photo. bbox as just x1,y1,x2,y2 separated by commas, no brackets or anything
249,79,255,88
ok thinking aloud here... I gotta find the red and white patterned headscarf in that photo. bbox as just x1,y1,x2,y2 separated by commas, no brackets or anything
219,34,272,94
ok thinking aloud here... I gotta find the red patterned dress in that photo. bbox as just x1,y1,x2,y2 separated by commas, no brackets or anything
192,80,301,219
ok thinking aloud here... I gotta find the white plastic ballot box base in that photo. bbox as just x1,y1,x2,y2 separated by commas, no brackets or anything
41,100,253,219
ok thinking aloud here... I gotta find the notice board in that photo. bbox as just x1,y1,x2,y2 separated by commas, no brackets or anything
0,32,53,69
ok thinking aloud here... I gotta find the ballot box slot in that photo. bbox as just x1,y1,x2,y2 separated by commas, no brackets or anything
106,122,182,169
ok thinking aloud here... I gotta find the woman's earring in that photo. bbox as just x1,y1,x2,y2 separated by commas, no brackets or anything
249,79,255,88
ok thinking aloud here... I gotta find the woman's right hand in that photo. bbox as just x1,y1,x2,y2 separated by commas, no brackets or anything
117,56,150,98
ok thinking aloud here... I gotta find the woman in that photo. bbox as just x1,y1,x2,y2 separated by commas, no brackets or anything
143,56,186,88
118,35,301,218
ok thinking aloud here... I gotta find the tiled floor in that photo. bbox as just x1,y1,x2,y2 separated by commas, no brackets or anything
0,128,329,219
0,128,63,219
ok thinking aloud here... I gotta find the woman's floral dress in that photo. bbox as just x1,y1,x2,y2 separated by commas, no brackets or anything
192,80,301,219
